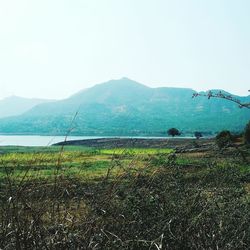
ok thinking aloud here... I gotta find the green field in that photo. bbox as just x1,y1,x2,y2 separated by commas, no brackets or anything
0,146,173,180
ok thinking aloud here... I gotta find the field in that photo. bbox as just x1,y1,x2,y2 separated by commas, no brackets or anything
0,142,250,249
0,146,173,180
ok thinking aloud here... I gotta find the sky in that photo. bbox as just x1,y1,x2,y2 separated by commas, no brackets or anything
0,0,249,100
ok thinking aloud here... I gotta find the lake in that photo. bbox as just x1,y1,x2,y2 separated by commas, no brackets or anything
0,135,175,147
0,135,120,146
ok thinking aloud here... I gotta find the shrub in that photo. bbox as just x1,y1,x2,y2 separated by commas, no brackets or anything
215,130,233,149
244,121,250,144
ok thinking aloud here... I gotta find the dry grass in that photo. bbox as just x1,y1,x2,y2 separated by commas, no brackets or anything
0,145,249,249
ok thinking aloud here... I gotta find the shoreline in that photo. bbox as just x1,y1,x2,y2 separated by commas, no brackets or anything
53,137,214,149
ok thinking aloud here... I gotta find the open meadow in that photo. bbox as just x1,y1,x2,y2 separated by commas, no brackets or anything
0,141,250,249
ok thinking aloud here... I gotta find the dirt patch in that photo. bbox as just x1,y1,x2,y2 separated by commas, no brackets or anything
53,137,214,150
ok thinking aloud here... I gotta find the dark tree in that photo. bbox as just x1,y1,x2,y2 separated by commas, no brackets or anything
167,128,181,137
215,130,233,149
194,131,203,139
244,121,250,144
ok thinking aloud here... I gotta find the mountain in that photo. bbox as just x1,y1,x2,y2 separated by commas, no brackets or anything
0,78,249,136
0,96,54,118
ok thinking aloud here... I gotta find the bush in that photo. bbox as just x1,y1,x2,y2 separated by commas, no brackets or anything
244,121,250,144
216,130,233,149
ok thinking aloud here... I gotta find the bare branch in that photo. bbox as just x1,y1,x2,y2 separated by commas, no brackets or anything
192,90,250,109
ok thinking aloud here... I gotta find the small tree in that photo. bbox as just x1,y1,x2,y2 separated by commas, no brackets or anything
167,128,181,137
216,130,233,149
194,131,203,139
244,121,250,144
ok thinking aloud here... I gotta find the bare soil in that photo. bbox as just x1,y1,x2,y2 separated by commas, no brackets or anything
53,137,215,150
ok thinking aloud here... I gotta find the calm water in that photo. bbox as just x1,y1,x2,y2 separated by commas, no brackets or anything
0,135,107,146
0,135,174,147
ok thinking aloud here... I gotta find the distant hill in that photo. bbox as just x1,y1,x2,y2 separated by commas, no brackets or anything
0,78,249,136
0,96,54,118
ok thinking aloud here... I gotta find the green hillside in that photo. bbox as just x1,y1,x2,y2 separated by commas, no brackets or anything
0,78,249,136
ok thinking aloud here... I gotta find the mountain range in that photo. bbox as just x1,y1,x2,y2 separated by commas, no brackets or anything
0,78,249,136
0,96,53,118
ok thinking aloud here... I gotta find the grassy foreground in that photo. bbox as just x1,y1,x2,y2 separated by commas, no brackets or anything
0,144,250,249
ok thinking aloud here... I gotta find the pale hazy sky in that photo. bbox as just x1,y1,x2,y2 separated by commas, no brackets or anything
0,0,249,100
